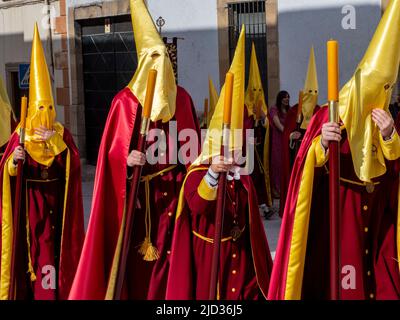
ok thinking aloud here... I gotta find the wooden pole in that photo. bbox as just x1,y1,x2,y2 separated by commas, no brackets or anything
8,96,28,300
327,39,340,300
208,72,234,300
113,69,157,300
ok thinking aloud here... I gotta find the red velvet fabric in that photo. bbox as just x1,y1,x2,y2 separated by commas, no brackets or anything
268,107,400,300
166,167,273,300
0,128,84,300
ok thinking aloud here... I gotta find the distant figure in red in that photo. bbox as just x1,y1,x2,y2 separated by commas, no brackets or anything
269,91,290,198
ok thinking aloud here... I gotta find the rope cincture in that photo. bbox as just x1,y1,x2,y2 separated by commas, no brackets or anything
137,165,177,261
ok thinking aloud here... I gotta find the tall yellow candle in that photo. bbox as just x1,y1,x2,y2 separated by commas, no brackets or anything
327,40,339,101
20,96,28,129
223,72,234,125
143,69,157,119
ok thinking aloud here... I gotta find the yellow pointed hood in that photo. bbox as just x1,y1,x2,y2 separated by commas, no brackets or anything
301,46,318,129
127,0,176,122
0,76,13,148
25,23,66,167
245,42,268,119
339,0,400,182
208,76,219,126
193,26,245,166
27,23,56,132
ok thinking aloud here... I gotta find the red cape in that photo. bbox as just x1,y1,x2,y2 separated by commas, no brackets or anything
280,105,320,217
69,86,199,299
0,127,84,299
268,107,400,299
268,107,328,299
166,167,273,299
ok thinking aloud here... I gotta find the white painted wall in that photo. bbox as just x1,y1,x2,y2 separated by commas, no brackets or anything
278,0,381,104
68,0,220,113
65,0,385,110
0,1,64,122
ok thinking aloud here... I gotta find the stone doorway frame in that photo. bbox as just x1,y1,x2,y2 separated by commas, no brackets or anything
217,0,279,107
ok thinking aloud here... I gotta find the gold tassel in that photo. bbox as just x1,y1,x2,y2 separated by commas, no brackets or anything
138,237,150,255
137,178,161,261
143,242,160,261
137,167,176,260
27,265,37,282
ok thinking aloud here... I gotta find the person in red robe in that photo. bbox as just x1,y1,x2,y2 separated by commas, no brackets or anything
166,26,272,300
268,0,400,300
68,0,200,300
245,42,273,219
280,47,320,218
0,23,84,300
269,91,290,200
166,163,272,300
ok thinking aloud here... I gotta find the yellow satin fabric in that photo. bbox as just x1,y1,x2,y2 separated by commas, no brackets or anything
127,0,176,123
197,178,218,201
284,137,319,299
27,23,56,132
301,47,319,130
0,76,13,148
0,155,14,300
244,42,268,119
208,77,219,127
338,0,400,182
23,122,67,167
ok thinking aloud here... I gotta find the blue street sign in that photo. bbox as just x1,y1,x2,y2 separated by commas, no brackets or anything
18,63,30,89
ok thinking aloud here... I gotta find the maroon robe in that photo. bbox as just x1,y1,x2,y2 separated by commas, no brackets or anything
69,86,200,300
0,128,84,300
268,107,400,300
166,167,273,300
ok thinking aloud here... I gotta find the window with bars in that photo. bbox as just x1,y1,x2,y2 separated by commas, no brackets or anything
228,0,268,99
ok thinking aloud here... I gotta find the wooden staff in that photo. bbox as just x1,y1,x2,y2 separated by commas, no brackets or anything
255,99,262,127
204,98,209,128
327,39,340,300
296,90,304,126
209,72,234,300
113,69,157,300
293,90,304,155
8,96,28,299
